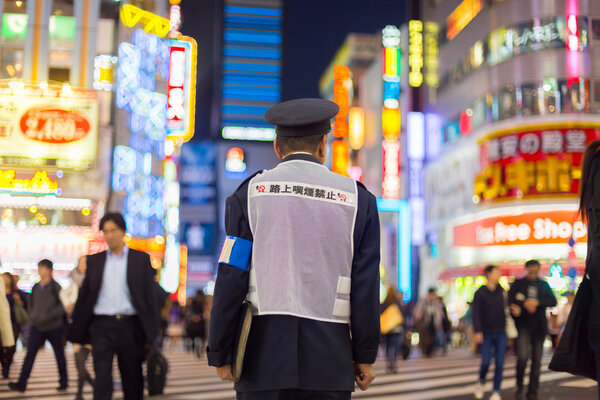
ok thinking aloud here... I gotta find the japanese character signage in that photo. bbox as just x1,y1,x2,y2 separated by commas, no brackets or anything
408,20,423,88
250,181,356,206
474,126,600,203
167,35,197,142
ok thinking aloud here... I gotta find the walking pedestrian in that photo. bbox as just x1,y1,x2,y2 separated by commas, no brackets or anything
380,286,404,374
9,259,68,392
67,212,159,400
207,98,381,399
575,139,600,398
1,273,23,378
60,255,94,400
185,290,206,358
414,288,445,357
472,265,507,400
508,259,557,400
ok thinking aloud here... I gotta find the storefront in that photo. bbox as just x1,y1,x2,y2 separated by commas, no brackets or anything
424,122,600,319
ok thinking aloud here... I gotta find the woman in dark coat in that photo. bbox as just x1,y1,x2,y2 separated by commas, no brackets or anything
579,140,600,398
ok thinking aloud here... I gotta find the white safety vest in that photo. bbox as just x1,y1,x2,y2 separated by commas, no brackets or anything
247,158,358,324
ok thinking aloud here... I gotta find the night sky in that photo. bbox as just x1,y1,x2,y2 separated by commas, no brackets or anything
283,0,406,100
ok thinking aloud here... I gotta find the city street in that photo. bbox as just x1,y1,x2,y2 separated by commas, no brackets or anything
0,345,594,400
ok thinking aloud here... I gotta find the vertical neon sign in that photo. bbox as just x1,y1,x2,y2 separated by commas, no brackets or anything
381,25,401,198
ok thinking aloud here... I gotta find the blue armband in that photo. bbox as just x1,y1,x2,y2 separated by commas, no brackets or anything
218,236,252,271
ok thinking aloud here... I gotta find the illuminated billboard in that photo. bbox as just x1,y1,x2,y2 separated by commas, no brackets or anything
0,83,98,170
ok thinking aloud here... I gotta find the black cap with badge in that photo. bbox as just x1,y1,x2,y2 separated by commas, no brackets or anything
264,98,339,137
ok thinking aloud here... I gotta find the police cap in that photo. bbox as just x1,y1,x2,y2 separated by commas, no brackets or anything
264,98,339,137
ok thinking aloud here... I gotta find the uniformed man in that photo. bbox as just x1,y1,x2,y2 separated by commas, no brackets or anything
207,98,381,400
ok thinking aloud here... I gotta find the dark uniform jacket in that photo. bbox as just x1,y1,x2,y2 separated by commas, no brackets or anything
67,248,158,345
207,153,381,392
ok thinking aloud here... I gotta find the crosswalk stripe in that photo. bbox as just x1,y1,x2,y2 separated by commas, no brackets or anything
0,347,593,399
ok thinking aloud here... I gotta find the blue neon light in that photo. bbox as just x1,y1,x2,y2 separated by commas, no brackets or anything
222,104,271,116
224,5,283,17
222,75,281,87
225,15,282,29
224,31,282,45
224,62,281,73
222,87,281,102
223,47,281,60
377,198,412,302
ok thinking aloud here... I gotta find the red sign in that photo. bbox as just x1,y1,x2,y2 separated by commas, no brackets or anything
475,127,600,202
20,107,91,143
453,210,587,247
167,44,186,132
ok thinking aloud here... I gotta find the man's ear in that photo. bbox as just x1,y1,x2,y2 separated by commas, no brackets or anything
273,138,284,159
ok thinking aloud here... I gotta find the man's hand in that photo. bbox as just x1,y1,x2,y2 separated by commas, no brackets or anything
523,299,539,314
510,304,522,317
216,364,235,382
354,363,375,391
474,332,483,344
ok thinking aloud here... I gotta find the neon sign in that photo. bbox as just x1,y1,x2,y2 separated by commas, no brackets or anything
222,126,275,141
446,0,483,40
408,20,424,88
167,35,197,142
382,140,401,198
424,22,439,88
332,65,350,139
93,55,117,91
381,25,401,198
120,4,171,38
382,25,401,109
0,170,60,195
225,147,248,179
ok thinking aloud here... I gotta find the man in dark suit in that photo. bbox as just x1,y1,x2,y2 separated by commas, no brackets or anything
68,212,158,400
207,99,380,399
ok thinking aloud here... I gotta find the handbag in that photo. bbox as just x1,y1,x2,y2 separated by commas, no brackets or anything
232,301,253,382
549,276,597,381
13,302,29,326
502,291,518,339
380,303,404,335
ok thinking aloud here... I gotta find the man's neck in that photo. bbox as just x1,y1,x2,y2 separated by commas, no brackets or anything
486,281,498,291
110,243,126,256
40,277,51,285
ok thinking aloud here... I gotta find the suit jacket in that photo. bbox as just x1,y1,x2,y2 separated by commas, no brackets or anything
207,154,381,392
67,248,158,344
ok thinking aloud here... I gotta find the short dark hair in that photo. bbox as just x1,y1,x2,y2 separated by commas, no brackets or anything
427,287,436,295
525,259,540,268
276,134,325,155
484,265,498,275
38,259,53,270
99,212,127,232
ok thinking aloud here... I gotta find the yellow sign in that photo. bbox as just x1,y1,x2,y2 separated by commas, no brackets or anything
408,20,423,88
0,170,59,195
424,22,439,88
447,0,483,40
120,4,171,38
475,158,577,201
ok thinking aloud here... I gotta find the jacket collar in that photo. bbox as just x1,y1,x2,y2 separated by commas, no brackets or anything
281,152,321,164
